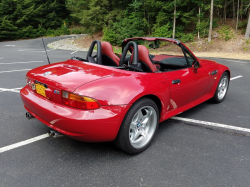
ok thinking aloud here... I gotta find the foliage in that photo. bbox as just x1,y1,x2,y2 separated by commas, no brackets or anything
0,0,249,42
103,2,147,46
152,23,172,38
238,20,248,29
0,0,69,41
71,27,85,34
180,33,195,42
218,26,235,41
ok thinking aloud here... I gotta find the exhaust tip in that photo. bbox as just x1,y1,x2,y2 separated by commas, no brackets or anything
26,112,34,119
48,129,63,138
48,129,56,137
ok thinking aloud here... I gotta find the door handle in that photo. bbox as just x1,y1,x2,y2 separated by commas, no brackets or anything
172,79,181,84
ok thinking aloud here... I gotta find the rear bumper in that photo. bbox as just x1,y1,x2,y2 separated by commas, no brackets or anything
20,86,131,142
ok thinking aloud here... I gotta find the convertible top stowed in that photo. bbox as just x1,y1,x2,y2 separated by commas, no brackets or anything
20,37,231,154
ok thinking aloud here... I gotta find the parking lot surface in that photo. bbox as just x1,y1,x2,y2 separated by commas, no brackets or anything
0,37,250,187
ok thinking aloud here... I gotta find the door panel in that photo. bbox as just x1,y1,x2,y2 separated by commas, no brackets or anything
163,66,209,112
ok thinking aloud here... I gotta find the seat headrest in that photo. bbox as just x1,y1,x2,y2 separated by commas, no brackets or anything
101,42,120,66
101,42,113,55
138,45,158,72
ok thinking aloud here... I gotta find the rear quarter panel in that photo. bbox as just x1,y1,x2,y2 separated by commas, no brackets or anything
74,72,170,122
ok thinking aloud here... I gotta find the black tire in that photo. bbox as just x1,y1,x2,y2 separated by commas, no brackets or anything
212,72,229,103
114,98,159,154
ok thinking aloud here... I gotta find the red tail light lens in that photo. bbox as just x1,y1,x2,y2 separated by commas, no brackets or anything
26,76,36,91
62,91,100,110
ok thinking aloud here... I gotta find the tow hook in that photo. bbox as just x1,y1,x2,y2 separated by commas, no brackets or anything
26,112,34,120
48,129,63,138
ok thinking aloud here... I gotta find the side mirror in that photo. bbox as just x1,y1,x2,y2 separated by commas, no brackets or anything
192,61,200,72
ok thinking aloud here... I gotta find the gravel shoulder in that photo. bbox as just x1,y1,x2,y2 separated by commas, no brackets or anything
48,36,250,60
48,35,88,51
193,52,250,60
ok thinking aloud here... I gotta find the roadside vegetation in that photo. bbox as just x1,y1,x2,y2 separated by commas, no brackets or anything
0,0,250,54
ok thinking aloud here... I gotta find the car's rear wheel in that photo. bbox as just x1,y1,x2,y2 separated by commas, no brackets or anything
114,98,159,154
212,72,229,103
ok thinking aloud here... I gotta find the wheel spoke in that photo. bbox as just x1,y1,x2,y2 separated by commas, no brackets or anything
223,78,226,88
142,117,149,127
140,129,146,137
132,112,139,122
137,110,144,121
132,129,141,141
219,82,222,88
142,109,152,126
130,121,137,130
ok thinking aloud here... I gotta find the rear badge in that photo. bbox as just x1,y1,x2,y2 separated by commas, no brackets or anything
54,90,60,95
44,71,52,76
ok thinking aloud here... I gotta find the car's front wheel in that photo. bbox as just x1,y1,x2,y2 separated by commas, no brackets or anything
212,72,229,103
114,98,159,154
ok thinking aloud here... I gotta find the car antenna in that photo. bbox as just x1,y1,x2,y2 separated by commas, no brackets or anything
42,37,51,64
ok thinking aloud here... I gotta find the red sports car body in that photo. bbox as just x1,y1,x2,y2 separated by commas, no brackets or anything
20,37,230,154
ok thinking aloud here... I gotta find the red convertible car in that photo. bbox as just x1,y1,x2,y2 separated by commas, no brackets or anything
20,37,230,154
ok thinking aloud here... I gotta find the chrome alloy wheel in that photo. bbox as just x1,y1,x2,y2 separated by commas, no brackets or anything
217,75,229,100
129,106,157,149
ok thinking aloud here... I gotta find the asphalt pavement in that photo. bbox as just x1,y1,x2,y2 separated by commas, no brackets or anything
0,36,250,187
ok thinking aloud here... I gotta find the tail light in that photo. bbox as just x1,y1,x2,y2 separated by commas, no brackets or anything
26,76,36,90
62,91,100,110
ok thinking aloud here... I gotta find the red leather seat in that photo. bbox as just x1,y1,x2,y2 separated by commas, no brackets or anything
137,45,158,72
101,42,120,66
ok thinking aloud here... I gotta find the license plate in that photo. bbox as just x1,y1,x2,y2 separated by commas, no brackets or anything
35,81,47,97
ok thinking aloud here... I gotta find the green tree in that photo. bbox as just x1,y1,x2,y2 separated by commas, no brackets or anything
0,0,69,40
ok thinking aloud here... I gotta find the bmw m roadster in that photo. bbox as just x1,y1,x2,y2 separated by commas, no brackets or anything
20,37,230,154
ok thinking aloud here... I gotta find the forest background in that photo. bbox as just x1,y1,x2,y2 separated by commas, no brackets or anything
0,0,250,46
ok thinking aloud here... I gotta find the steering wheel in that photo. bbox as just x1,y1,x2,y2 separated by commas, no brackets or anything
86,40,102,65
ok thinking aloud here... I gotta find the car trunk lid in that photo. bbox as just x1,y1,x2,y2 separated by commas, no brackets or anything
27,59,115,92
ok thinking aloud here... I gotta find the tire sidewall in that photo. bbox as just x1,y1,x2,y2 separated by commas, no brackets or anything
116,98,159,154
213,72,229,103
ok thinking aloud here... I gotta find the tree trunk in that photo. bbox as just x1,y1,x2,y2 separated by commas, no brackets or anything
224,0,227,24
144,1,146,19
240,0,243,20
236,0,239,34
198,6,200,39
148,13,150,35
232,0,235,26
173,0,176,39
208,0,214,43
245,11,250,39
108,0,112,11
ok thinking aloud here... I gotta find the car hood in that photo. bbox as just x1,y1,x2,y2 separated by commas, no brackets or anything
26,60,116,92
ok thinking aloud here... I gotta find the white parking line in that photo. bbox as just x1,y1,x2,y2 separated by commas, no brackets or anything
222,59,247,64
1,115,250,154
17,49,42,51
230,75,243,80
5,45,15,47
0,87,22,93
208,58,248,64
0,134,49,154
71,50,78,54
18,49,54,52
171,117,250,135
0,69,31,73
0,61,43,65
